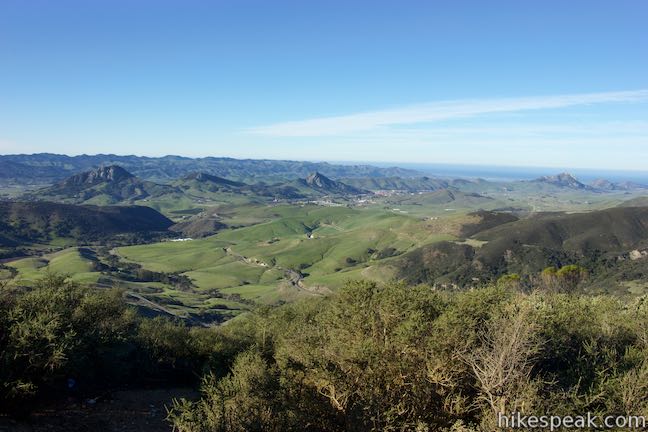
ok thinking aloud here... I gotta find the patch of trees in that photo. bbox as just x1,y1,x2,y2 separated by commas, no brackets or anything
537,264,588,292
97,249,194,291
399,240,648,293
0,274,253,415
169,281,648,431
0,263,18,279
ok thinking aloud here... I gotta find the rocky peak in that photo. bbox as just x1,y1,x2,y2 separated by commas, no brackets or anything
533,172,588,189
305,172,335,188
63,165,134,186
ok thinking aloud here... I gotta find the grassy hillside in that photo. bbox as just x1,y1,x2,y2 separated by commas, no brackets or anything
9,248,101,285
116,205,457,305
8,203,454,320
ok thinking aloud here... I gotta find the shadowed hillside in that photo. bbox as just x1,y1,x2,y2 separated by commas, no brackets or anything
618,196,648,207
475,206,648,251
397,207,648,287
0,201,173,245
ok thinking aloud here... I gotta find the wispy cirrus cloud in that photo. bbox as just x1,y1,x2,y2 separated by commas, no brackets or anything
247,89,648,137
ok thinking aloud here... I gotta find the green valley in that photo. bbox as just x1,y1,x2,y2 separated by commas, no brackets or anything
2,159,648,327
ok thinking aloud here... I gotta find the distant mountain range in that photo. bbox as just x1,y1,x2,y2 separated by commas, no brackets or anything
531,172,648,191
20,166,372,205
10,164,648,210
590,178,648,191
2,154,647,198
0,153,419,184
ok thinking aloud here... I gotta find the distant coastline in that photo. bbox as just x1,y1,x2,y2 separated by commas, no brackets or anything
358,162,648,183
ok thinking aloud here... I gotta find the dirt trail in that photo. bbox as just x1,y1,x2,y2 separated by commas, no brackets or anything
223,246,326,297
224,247,269,268
0,388,197,432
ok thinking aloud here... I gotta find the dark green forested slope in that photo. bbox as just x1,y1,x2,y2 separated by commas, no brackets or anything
397,207,648,289
0,201,173,245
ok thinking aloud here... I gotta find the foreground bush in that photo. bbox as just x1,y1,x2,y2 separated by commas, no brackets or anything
170,281,648,431
3,274,647,429
0,273,250,414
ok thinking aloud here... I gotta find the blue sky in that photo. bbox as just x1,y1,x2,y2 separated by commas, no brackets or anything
0,0,647,170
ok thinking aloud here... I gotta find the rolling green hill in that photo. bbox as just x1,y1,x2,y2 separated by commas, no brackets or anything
173,172,247,196
8,203,435,320
115,205,455,304
5,164,648,325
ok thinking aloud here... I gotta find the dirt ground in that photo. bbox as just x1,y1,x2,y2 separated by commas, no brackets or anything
0,388,198,432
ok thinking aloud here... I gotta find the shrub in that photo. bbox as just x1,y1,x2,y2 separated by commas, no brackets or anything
0,273,249,414
171,281,648,431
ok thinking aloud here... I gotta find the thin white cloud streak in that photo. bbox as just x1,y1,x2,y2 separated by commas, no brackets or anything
247,90,648,137
309,121,648,142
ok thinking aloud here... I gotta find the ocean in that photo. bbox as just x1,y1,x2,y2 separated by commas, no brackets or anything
365,162,648,184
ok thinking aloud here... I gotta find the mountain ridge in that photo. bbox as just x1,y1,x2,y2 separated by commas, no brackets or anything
295,172,369,195
531,172,592,190
0,153,421,184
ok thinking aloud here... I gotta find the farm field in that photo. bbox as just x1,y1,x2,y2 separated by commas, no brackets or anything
116,204,462,302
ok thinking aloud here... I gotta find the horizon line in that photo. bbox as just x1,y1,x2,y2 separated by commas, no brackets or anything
2,152,648,175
